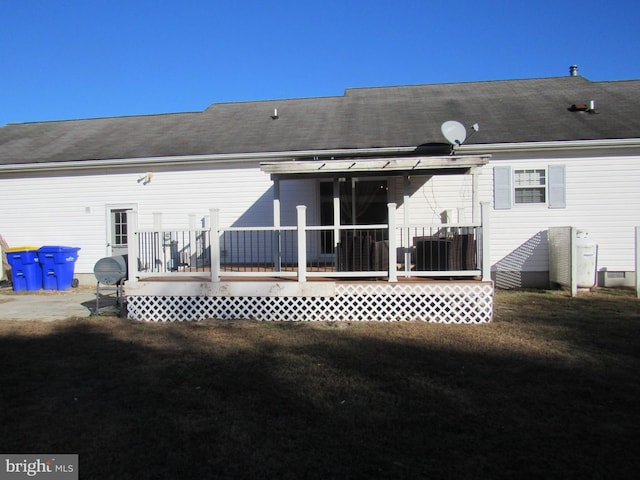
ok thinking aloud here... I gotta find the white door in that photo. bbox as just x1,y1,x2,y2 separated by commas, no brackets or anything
106,205,136,257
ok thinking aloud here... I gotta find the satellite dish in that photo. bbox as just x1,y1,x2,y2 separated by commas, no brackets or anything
441,120,467,146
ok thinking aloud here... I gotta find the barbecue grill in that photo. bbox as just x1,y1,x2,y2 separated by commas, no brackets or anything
93,255,128,314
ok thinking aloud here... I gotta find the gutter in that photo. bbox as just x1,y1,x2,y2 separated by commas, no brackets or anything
0,146,419,173
457,138,640,154
2,139,640,174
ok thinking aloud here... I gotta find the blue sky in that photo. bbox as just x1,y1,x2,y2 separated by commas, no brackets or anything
1,0,638,126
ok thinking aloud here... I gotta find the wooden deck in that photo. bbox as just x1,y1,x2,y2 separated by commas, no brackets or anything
136,274,484,283
124,276,494,323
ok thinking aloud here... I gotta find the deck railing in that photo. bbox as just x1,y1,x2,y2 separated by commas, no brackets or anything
137,229,211,275
129,203,491,282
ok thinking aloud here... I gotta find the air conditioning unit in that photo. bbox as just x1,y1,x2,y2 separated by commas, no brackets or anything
549,227,597,296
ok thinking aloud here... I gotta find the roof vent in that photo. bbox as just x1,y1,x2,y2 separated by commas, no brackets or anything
569,103,588,111
568,100,597,113
569,65,579,76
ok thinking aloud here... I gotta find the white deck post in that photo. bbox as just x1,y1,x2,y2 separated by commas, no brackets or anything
481,202,491,281
153,212,162,272
472,168,481,224
387,203,397,282
126,210,139,283
189,214,197,268
297,205,307,282
403,175,411,277
635,226,640,298
273,177,282,272
333,178,341,267
210,208,220,282
570,227,578,297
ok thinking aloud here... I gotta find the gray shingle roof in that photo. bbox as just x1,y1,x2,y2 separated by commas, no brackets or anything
1,76,640,165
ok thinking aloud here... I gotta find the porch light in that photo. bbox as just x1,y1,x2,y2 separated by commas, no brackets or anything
137,172,153,185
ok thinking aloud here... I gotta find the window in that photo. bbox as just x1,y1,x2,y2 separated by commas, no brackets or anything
514,169,546,204
112,210,128,246
494,165,566,210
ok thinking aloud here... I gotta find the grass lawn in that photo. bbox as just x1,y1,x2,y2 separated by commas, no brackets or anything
1,288,638,479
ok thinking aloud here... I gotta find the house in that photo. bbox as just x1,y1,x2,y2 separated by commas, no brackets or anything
1,69,639,321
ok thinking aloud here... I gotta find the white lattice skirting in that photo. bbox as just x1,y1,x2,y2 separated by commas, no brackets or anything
126,282,494,323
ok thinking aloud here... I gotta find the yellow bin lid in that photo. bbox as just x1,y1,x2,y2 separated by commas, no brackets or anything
5,246,39,252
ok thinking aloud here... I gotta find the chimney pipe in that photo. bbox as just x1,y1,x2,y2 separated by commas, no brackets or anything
569,65,579,77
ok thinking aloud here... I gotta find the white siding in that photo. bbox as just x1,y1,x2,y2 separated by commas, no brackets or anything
388,154,640,280
390,174,474,225
2,150,639,283
0,162,276,274
479,154,640,276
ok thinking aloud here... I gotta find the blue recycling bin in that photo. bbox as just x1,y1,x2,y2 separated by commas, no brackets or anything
38,246,80,290
5,247,43,291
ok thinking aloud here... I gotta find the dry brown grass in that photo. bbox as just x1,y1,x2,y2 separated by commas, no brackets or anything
1,288,638,479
